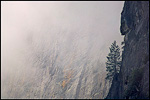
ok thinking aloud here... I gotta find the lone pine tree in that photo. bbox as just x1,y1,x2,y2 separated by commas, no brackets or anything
105,41,121,81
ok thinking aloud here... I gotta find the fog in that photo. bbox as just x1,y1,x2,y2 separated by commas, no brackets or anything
1,1,124,99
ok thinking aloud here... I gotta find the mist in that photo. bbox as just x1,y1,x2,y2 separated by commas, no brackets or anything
1,1,124,99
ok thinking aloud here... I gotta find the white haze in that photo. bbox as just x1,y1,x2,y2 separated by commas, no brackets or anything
1,1,124,98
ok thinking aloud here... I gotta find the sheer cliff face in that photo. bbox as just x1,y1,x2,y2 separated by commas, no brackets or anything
106,1,149,99
1,29,108,99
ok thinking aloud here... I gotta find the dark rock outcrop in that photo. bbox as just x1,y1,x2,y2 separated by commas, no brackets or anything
106,1,149,99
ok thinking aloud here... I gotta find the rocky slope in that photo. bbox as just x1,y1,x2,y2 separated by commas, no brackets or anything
106,1,149,99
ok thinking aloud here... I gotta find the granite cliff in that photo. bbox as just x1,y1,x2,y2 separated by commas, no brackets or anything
106,1,149,99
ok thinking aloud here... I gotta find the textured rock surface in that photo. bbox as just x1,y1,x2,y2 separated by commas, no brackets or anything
1,29,109,99
106,1,149,99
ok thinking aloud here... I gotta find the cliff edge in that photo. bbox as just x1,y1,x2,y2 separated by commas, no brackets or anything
106,1,149,99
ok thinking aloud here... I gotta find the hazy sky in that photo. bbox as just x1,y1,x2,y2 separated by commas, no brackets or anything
2,1,124,42
1,1,124,98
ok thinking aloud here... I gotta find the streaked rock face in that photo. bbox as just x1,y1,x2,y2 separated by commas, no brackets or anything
106,1,149,99
1,29,109,99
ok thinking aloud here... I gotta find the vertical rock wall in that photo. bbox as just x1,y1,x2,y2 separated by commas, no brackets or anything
106,1,149,99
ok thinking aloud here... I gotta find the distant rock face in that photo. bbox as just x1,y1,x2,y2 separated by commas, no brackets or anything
106,1,149,99
1,24,109,99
